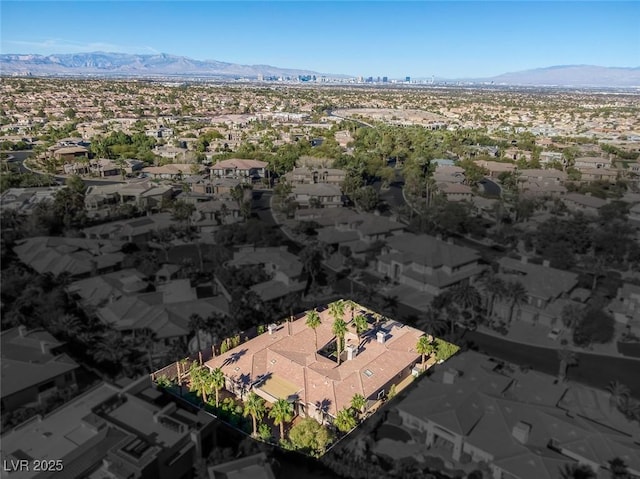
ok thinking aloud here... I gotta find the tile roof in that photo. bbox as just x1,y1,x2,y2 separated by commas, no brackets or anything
498,257,578,300
205,303,425,417
384,233,481,268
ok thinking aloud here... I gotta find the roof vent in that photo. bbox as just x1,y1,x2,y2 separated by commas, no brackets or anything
443,368,459,384
512,421,531,444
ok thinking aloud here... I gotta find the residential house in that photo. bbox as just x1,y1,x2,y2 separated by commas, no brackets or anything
284,166,347,186
376,233,485,305
211,159,268,184
0,186,63,215
1,326,79,413
579,168,619,182
193,198,242,232
539,151,565,166
47,145,89,163
204,302,426,424
518,169,568,197
574,156,611,170
292,183,344,208
208,453,276,479
395,350,640,479
13,237,125,278
0,376,216,479
96,279,229,350
84,181,173,212
607,283,640,336
563,193,608,215
474,160,517,178
504,147,532,162
492,257,580,326
433,165,465,184
145,125,174,138
224,246,306,302
66,269,149,309
191,177,245,196
437,182,474,201
143,163,200,180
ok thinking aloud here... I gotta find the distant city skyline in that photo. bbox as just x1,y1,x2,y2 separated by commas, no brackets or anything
1,1,638,79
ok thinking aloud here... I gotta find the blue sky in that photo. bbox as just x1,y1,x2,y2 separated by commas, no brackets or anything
1,1,638,78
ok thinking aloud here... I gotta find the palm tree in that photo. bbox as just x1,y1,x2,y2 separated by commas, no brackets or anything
243,391,266,437
329,299,346,323
505,281,528,324
481,272,507,320
334,407,357,433
332,317,348,366
210,367,225,408
269,398,294,441
189,362,212,404
559,463,596,479
353,314,368,345
305,309,322,351
189,313,206,353
557,348,578,383
449,283,482,312
344,299,358,322
416,307,448,337
607,457,631,479
606,381,631,410
350,393,367,417
416,335,435,370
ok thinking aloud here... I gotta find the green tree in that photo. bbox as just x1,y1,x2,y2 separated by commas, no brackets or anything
350,393,367,416
505,281,528,324
189,362,212,404
243,391,266,437
353,314,368,345
573,309,615,347
334,407,357,433
353,185,379,212
269,398,294,442
305,309,322,351
210,367,225,408
416,335,436,370
288,417,332,456
558,463,596,479
608,457,631,479
433,338,460,362
606,381,631,411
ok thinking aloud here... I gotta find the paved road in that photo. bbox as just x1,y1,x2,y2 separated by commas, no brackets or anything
464,330,640,399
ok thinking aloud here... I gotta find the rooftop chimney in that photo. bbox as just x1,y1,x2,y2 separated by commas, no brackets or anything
18,325,28,337
268,324,277,335
376,331,387,344
542,260,550,268
520,256,528,264
346,344,357,361
40,341,51,355
512,421,531,444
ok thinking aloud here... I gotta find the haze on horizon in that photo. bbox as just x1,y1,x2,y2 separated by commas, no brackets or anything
1,1,638,79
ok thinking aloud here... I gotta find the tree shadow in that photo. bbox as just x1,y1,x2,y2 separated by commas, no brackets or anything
222,348,247,367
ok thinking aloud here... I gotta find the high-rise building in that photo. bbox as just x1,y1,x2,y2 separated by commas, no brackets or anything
405,76,411,83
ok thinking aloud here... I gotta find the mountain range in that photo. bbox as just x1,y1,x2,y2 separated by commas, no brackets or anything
1,52,639,87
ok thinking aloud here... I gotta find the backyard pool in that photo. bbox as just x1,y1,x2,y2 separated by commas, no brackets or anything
375,424,412,443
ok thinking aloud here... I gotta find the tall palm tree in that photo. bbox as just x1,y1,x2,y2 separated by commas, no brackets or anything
416,306,448,337
243,392,266,437
449,283,482,312
606,381,631,411
189,362,212,404
344,299,358,322
332,317,348,366
329,299,346,323
558,463,596,479
481,272,507,320
305,309,322,351
557,348,578,383
505,281,528,324
189,313,206,353
416,336,436,370
350,393,367,417
210,367,225,408
353,314,368,345
269,398,294,442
